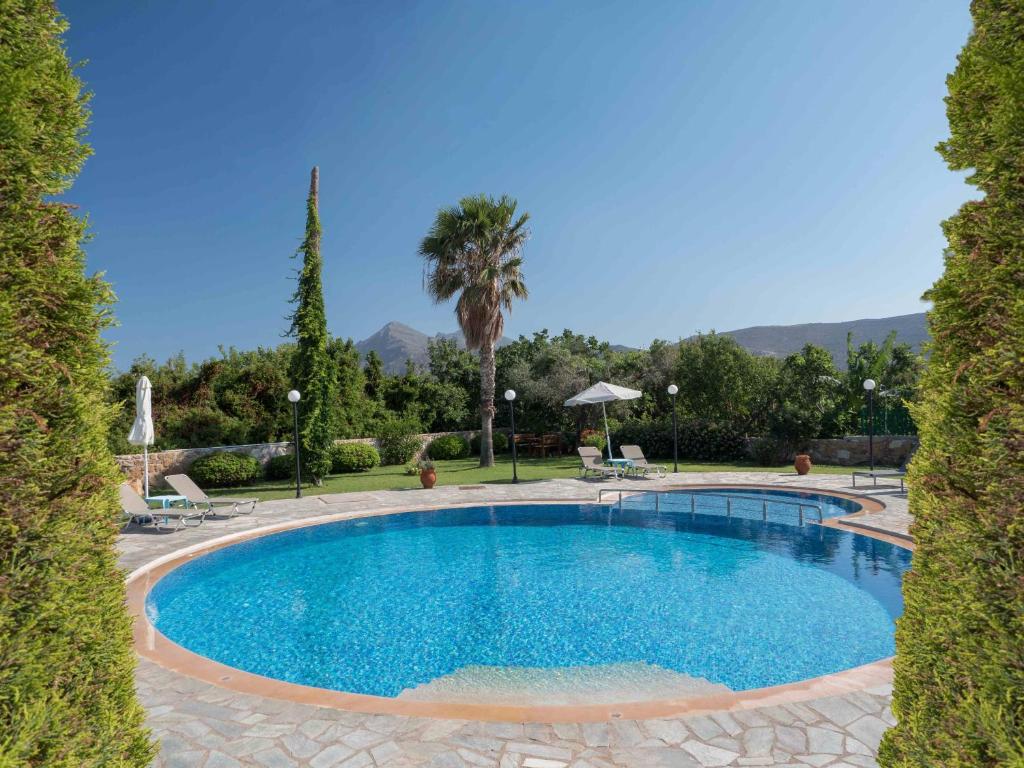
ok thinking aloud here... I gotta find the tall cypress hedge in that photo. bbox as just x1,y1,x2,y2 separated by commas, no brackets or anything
879,2,1024,765
0,2,153,765
287,167,338,483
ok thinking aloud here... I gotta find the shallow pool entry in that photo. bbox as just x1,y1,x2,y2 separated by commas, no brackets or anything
147,500,910,699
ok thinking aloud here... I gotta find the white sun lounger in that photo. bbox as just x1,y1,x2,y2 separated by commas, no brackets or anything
620,445,666,478
851,469,906,492
577,446,619,479
119,482,204,531
165,474,259,517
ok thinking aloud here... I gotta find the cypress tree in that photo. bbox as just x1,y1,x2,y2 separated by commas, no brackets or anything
879,2,1024,765
0,2,153,764
287,167,338,484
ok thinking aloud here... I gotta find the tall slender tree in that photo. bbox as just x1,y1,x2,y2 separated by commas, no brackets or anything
287,167,338,484
0,2,153,763
879,2,1024,765
419,195,529,466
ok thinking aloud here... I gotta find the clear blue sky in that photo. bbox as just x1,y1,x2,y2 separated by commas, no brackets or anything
61,0,973,370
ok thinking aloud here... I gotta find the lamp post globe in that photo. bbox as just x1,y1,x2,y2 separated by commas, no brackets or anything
667,384,679,473
288,389,302,498
863,380,876,472
504,389,518,484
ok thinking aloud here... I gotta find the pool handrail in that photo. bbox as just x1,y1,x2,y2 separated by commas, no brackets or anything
596,488,825,525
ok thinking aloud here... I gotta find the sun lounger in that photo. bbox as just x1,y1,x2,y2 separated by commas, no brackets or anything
165,474,259,517
577,446,619,479
851,469,906,492
620,445,666,478
119,482,204,531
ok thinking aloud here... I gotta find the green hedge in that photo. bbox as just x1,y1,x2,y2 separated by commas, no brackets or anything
0,4,153,763
189,452,261,487
469,431,508,454
331,443,380,473
265,453,297,480
611,420,748,462
580,432,607,452
427,434,470,460
377,418,422,465
879,3,1024,765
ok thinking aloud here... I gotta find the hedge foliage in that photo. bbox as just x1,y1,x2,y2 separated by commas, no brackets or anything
470,431,508,454
331,443,380,473
879,3,1024,765
265,453,297,480
0,3,153,764
189,452,261,487
427,434,470,460
611,420,748,462
377,418,422,465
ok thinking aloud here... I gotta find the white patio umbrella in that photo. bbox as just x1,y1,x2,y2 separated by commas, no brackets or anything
565,381,642,460
127,375,155,498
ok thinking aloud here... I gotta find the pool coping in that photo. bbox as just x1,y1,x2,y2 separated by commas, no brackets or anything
126,486,909,723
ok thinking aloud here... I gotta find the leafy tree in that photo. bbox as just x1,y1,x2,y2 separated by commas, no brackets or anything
0,2,152,764
419,194,529,466
768,344,843,448
287,167,338,484
328,337,371,438
364,350,385,403
879,2,1024,765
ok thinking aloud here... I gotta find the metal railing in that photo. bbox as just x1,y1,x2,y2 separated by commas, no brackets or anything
596,488,824,526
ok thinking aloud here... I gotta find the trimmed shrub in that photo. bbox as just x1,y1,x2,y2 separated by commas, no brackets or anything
331,442,380,473
265,453,296,480
879,4,1024,765
580,432,607,452
470,431,508,454
428,434,470,460
749,437,789,467
377,418,422,465
189,452,261,487
0,4,153,763
611,420,748,462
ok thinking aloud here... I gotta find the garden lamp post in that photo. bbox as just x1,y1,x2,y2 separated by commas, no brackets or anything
505,389,518,484
667,384,679,473
863,379,876,471
288,389,302,498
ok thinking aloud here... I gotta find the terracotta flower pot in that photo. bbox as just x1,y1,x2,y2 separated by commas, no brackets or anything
420,469,437,489
794,454,812,475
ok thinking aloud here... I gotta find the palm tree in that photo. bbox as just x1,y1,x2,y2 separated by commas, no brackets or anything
419,195,529,466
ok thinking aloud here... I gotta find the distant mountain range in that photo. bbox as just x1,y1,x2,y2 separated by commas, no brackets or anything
354,313,928,373
716,313,928,366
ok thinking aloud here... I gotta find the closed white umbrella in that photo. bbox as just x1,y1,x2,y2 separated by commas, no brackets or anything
127,375,155,498
564,381,642,460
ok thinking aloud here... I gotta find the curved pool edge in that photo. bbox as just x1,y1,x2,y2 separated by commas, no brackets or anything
126,490,910,723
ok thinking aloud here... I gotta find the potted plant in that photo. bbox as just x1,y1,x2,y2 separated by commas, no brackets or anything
418,459,437,489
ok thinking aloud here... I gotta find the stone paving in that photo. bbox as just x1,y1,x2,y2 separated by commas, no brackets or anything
120,472,912,767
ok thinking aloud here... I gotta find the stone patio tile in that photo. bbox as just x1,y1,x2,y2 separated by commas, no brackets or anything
581,723,611,748
807,697,870,727
205,751,244,768
338,752,374,768
806,726,844,754
680,740,739,767
281,731,322,759
845,715,889,748
253,747,300,768
504,743,572,761
370,740,403,765
299,718,335,739
708,711,743,736
342,728,389,750
681,715,724,741
551,723,581,742
741,726,774,756
640,719,689,745
310,744,357,768
774,725,808,754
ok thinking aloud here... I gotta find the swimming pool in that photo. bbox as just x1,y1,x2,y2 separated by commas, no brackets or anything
146,496,909,702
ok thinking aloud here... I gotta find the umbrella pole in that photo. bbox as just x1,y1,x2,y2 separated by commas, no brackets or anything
602,402,612,461
143,445,149,499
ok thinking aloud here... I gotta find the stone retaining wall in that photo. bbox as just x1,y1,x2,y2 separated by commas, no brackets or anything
803,435,918,467
116,430,490,490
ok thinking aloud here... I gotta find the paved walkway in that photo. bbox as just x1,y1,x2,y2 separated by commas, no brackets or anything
121,472,912,768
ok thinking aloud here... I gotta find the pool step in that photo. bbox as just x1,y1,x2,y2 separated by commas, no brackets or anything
398,662,731,705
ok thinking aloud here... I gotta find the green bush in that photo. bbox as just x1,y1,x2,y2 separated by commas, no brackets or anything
0,4,154,763
377,418,423,465
580,432,607,452
469,431,508,454
879,4,1024,765
611,420,748,462
189,451,261,487
749,437,788,466
428,434,470,460
265,453,296,480
331,442,380,472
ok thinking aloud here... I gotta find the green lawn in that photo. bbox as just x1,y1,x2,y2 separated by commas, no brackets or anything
206,455,860,501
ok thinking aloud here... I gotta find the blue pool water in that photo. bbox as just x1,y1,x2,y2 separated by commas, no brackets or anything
147,500,910,698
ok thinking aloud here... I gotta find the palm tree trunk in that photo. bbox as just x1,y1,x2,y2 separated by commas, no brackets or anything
478,341,496,467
